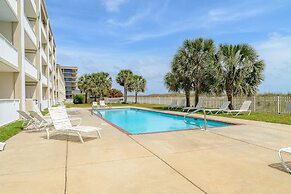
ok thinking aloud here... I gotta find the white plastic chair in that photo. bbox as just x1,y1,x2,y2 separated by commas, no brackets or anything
48,107,102,143
202,101,230,114
225,101,252,117
17,110,37,128
183,100,204,112
279,147,291,173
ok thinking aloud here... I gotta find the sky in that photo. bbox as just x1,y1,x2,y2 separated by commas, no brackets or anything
46,0,291,94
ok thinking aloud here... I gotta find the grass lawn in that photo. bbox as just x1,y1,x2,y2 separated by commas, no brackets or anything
217,112,291,125
0,121,23,142
65,103,291,125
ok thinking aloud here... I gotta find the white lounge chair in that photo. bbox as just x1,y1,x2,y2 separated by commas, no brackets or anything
202,101,230,114
279,147,291,173
29,111,51,129
168,99,178,109
99,100,108,108
225,101,252,117
30,110,81,130
17,110,37,128
48,107,102,143
92,101,98,109
183,100,204,112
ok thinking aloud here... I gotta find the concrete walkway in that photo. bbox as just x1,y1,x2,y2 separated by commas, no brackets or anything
0,108,291,194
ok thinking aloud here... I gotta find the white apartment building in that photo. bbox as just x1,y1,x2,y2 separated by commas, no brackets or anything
0,0,66,126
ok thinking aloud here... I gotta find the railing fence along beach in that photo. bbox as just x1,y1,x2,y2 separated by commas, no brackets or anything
127,96,291,114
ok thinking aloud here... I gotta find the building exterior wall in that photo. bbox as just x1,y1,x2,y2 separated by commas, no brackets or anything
0,0,66,126
60,66,78,99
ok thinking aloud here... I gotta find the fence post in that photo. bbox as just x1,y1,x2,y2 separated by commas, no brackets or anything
253,96,256,112
277,96,280,114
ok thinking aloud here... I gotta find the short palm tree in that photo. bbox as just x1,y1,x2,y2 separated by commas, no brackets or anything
90,72,112,101
132,75,146,104
77,74,91,103
116,69,134,103
164,38,216,107
214,44,265,109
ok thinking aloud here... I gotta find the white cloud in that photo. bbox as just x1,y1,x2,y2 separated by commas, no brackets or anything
207,8,264,22
107,8,151,27
255,33,291,93
99,0,128,12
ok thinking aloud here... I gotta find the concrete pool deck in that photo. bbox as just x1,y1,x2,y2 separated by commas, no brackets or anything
0,107,291,193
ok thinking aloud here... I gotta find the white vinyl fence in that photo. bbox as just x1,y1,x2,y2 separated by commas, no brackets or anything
127,96,291,114
0,99,20,126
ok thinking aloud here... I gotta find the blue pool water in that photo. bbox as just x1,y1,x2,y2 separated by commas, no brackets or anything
94,108,231,134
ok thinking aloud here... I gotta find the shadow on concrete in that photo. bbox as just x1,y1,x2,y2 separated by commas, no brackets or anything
269,162,291,174
41,134,98,143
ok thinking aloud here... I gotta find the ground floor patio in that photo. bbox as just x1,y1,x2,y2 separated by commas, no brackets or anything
0,107,291,194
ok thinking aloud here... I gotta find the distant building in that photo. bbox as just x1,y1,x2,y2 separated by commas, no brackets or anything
60,66,78,99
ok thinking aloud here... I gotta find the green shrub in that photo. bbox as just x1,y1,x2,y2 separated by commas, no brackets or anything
73,95,84,104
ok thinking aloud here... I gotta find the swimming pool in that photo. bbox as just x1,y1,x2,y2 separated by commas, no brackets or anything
94,108,232,134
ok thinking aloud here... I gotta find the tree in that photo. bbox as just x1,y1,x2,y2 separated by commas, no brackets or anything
164,38,216,107
77,74,91,103
214,44,265,109
109,88,123,98
116,69,134,103
90,72,112,101
132,75,146,104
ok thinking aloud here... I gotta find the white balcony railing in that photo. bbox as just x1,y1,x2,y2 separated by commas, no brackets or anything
41,47,47,63
0,99,20,126
42,75,48,86
41,22,47,39
24,16,37,46
25,58,37,80
6,0,17,17
49,80,52,88
0,33,18,70
27,0,37,15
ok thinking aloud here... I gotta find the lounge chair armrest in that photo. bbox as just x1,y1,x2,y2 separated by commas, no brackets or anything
70,117,82,126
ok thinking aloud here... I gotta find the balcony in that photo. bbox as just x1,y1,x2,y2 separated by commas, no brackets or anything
24,16,37,47
0,0,18,22
42,75,48,86
41,22,47,40
24,0,37,18
49,80,52,88
0,33,18,71
25,58,37,81
41,47,47,63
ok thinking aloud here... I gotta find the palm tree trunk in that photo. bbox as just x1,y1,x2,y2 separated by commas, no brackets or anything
85,92,88,103
124,87,127,104
226,87,234,110
185,90,190,107
194,81,200,106
135,92,138,104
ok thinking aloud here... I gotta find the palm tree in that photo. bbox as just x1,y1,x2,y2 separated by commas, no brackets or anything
90,72,112,101
184,38,216,106
214,44,265,109
164,54,194,107
77,74,91,103
116,69,134,103
164,38,216,107
132,75,146,104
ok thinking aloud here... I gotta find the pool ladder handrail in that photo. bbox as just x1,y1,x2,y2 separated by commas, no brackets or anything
183,109,207,130
91,108,103,117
